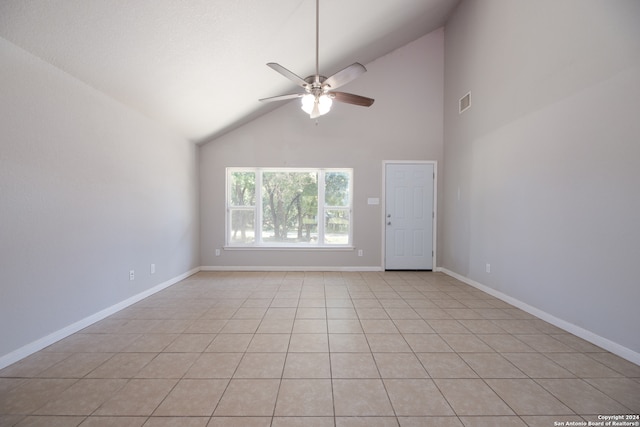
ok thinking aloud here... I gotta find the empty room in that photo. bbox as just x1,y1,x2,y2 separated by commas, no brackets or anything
1,0,639,426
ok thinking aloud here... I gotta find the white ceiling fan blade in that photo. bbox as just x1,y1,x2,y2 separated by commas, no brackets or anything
259,93,305,103
323,63,367,90
267,63,309,88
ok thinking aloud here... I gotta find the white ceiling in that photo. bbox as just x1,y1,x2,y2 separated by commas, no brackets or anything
0,0,459,143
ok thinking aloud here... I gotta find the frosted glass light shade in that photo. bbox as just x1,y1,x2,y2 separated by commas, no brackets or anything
301,94,332,116
301,94,315,114
317,94,332,115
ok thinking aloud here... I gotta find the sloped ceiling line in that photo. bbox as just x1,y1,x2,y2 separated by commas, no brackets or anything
0,0,459,143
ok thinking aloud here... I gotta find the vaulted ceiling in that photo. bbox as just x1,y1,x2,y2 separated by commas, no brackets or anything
0,0,459,143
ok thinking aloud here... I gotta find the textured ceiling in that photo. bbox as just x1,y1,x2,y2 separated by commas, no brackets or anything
0,0,459,143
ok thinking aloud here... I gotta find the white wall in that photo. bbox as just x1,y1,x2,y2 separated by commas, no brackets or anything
442,0,640,360
200,29,444,269
0,38,200,365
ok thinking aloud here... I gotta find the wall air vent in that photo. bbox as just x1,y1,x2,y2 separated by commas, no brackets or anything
459,92,471,114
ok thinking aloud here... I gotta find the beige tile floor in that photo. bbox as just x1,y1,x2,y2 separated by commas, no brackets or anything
1,271,639,427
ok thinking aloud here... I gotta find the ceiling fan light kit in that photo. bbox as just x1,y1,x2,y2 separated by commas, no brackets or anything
301,93,332,117
259,0,374,119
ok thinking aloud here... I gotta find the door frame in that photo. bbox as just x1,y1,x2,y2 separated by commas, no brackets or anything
381,160,438,271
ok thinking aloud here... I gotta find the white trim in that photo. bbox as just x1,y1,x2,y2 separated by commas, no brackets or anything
223,246,355,251
0,267,201,370
201,265,383,272
382,160,438,271
439,268,640,366
226,167,354,248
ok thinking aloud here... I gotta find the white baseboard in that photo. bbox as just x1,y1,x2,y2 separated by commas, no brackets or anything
200,266,384,272
439,268,640,366
0,267,201,370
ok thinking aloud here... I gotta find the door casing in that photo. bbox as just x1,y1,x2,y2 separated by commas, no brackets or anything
382,160,437,270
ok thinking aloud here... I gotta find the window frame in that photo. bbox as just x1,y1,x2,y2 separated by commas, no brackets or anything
225,167,353,249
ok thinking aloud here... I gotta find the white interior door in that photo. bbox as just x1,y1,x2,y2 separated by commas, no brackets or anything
385,163,434,270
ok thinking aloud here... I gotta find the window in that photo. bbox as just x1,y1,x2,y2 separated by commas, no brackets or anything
227,168,353,248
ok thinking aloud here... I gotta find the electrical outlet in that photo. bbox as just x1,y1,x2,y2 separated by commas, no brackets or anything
358,249,363,257
215,249,221,256
129,270,135,281
150,264,155,274
486,263,491,273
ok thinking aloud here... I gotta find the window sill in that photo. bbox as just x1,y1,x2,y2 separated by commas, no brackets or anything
224,246,355,251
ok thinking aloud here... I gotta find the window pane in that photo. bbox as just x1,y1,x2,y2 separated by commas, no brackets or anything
230,171,255,206
325,209,350,245
226,167,352,247
325,171,350,207
230,209,255,244
262,171,318,243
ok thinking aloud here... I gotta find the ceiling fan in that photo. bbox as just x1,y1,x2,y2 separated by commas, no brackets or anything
259,0,375,119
